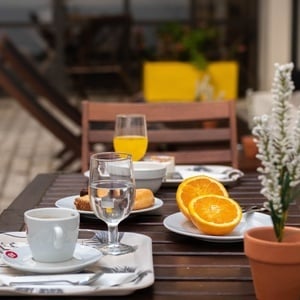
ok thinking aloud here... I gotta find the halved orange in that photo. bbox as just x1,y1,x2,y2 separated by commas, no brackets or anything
176,175,228,220
188,194,242,235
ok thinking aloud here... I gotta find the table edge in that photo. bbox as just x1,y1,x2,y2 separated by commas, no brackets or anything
0,173,58,231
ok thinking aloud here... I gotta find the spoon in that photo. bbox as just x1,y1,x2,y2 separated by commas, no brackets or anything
8,266,137,286
243,205,268,214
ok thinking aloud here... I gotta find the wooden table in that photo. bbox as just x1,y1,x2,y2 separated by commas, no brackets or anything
1,172,300,299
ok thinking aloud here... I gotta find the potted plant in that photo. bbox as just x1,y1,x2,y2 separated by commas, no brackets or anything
156,22,218,70
144,22,239,103
244,62,300,299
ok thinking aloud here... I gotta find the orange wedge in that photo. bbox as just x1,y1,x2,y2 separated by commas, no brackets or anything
188,194,242,235
176,175,228,220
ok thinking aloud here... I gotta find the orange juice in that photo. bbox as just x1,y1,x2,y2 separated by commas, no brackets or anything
113,135,148,161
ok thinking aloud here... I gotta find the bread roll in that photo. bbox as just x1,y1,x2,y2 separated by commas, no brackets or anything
74,188,154,211
133,189,154,210
74,194,90,211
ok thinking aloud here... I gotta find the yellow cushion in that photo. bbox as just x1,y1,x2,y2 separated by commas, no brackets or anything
207,61,239,100
143,62,201,102
143,61,238,102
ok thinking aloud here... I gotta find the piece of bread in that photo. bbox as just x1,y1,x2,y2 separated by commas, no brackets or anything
74,188,154,211
133,189,155,210
74,194,90,211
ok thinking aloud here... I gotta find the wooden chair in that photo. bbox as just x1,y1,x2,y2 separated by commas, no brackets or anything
81,100,238,171
66,14,134,96
0,35,81,170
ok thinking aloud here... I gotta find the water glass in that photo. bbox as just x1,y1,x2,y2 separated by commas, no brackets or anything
89,152,136,255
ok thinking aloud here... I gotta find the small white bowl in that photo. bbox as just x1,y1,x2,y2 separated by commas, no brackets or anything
133,161,167,193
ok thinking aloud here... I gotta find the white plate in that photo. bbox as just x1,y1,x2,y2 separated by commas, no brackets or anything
55,195,163,215
2,244,102,274
163,212,272,243
164,164,244,185
0,231,154,296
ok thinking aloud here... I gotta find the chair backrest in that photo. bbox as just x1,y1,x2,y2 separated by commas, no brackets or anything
81,100,238,172
73,14,132,66
65,15,133,96
0,35,81,125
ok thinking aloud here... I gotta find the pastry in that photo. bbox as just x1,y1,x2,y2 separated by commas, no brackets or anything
133,189,155,210
74,194,90,211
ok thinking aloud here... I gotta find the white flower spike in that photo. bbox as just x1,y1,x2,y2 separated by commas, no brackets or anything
252,62,300,242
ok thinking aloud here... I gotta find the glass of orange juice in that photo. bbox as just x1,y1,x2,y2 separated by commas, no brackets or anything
113,114,148,161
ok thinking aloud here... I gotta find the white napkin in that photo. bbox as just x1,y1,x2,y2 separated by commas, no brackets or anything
178,170,228,180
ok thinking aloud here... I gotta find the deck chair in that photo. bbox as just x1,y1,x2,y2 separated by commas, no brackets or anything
0,35,81,125
81,100,238,172
0,35,81,169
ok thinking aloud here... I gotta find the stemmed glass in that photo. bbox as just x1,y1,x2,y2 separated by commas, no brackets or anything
113,114,148,161
89,152,136,255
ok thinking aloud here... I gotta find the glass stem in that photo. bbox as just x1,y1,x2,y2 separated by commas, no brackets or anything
108,225,119,245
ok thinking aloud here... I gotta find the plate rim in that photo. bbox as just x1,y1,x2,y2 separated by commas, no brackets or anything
163,211,272,242
55,195,163,215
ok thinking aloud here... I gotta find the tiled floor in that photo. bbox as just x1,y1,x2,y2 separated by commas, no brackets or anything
0,98,79,214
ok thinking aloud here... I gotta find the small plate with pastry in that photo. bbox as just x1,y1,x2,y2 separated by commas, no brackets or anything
55,188,163,216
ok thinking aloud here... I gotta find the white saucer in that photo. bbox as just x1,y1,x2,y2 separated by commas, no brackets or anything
55,195,163,215
163,212,272,243
2,244,102,274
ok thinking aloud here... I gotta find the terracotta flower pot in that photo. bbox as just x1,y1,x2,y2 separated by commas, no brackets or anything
244,226,300,300
242,135,258,159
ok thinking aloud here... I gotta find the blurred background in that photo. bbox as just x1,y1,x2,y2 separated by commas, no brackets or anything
0,0,298,211
0,0,259,99
0,0,297,99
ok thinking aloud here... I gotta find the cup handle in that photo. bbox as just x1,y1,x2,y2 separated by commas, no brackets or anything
53,226,64,249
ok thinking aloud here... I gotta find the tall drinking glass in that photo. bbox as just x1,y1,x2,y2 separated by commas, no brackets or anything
89,152,135,255
113,114,148,161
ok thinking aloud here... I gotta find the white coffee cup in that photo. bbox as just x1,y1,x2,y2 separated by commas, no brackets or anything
24,207,79,263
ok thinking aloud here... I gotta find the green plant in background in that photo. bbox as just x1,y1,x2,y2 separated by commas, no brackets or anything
156,22,218,70
156,22,186,61
181,26,217,70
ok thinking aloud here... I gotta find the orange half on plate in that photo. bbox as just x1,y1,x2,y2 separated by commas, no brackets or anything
176,175,229,220
188,194,242,235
